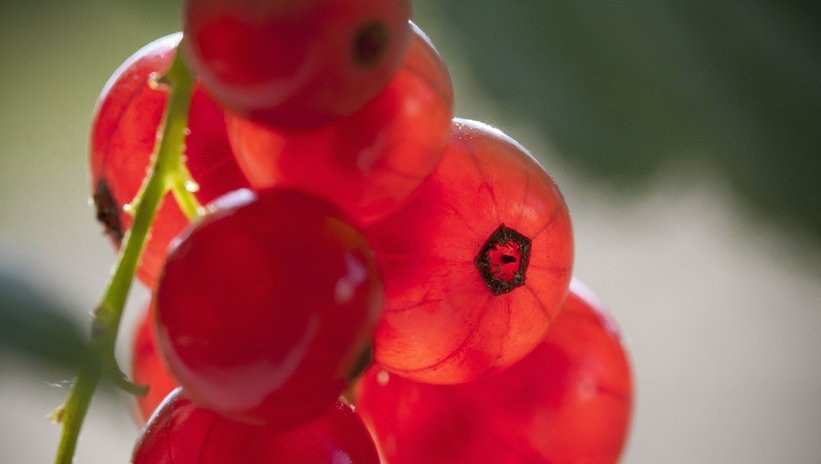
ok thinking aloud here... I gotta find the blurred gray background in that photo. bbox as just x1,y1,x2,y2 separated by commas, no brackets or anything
1,1,820,462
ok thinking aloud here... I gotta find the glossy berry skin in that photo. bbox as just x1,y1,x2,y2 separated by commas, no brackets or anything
356,280,633,464
366,119,573,384
90,33,249,288
184,0,411,128
228,23,453,222
133,388,379,464
131,305,177,424
155,189,382,426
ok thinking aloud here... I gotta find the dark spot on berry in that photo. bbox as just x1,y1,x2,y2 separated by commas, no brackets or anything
475,224,532,296
93,179,123,244
353,21,388,67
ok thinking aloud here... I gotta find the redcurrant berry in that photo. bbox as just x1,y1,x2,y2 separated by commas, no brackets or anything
227,23,453,222
366,118,573,384
356,279,633,463
133,388,379,464
155,189,382,426
131,304,177,424
184,0,411,128
90,33,249,288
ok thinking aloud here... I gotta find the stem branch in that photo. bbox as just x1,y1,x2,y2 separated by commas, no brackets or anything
53,48,196,464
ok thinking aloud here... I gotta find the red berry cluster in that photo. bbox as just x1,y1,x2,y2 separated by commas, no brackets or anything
90,1,632,462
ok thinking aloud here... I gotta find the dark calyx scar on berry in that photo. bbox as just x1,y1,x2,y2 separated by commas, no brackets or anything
354,21,389,66
475,224,532,295
93,179,123,244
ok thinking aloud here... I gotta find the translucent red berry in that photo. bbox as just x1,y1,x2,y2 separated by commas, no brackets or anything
228,23,453,222
356,279,633,463
155,189,382,426
133,388,379,464
90,33,249,288
366,118,573,384
184,0,411,128
131,305,177,423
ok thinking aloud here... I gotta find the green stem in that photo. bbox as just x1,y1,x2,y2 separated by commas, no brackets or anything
52,357,101,463
53,48,196,464
169,165,203,220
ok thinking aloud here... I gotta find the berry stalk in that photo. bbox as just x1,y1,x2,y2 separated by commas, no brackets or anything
53,48,199,464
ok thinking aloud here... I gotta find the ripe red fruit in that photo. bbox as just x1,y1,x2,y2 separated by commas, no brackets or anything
133,388,379,464
90,33,249,288
228,23,453,222
184,0,412,128
366,118,573,383
356,279,633,464
155,189,382,426
131,305,177,423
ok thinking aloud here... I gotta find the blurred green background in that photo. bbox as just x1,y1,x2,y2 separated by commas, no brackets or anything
1,1,820,462
432,1,821,236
